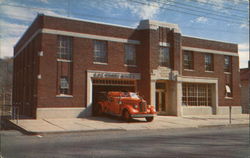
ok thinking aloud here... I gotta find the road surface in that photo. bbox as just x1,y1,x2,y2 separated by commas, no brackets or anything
1,126,249,158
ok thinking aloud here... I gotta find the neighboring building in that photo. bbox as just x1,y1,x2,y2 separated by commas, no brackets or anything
13,14,241,119
240,68,250,113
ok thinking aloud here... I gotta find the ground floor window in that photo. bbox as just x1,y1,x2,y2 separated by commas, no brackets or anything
182,83,212,106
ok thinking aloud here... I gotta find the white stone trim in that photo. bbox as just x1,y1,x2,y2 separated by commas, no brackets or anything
182,46,238,56
93,62,108,65
138,20,180,33
217,106,242,115
182,106,213,115
159,42,170,47
57,59,72,62
180,76,218,84
36,107,86,119
56,94,73,98
124,64,137,67
42,28,140,45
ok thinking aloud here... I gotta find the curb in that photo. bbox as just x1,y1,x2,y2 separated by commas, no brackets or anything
198,123,249,128
7,119,249,135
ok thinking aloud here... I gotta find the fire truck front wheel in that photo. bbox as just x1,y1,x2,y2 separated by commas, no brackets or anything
122,110,131,122
145,117,154,122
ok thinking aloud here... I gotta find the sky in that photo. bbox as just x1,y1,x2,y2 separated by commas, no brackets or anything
0,0,249,68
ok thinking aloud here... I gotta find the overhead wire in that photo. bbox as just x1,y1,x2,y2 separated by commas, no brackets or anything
156,0,248,20
185,0,248,13
128,0,248,24
0,0,249,35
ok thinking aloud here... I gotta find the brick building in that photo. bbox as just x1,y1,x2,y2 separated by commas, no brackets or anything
240,68,250,113
13,14,242,119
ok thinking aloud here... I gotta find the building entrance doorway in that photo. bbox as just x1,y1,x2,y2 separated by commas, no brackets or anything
155,82,166,112
156,90,166,112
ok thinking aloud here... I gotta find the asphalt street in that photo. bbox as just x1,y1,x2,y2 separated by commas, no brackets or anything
1,126,250,158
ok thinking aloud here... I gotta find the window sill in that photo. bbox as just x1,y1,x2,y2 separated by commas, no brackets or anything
225,96,233,99
205,71,214,73
184,69,194,71
224,72,231,74
56,94,73,98
93,62,108,65
57,59,72,62
124,64,137,67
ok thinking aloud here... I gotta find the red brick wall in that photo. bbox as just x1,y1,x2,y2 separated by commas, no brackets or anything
13,34,41,118
182,36,238,53
42,16,140,41
181,36,240,107
38,32,142,108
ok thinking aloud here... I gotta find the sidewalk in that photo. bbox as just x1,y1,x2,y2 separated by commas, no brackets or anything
9,114,249,135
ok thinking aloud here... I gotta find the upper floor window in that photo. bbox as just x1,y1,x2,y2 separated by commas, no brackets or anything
60,76,69,94
224,56,231,72
125,44,136,66
183,51,193,70
159,47,170,67
93,40,107,63
57,36,72,60
205,54,213,71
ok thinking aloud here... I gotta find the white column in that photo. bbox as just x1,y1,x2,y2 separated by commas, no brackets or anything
86,73,93,107
176,81,183,116
214,82,219,114
86,72,93,116
150,80,156,108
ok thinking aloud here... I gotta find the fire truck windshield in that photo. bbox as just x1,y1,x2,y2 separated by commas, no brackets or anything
129,92,139,99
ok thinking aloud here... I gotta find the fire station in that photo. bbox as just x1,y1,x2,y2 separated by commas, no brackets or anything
13,14,242,119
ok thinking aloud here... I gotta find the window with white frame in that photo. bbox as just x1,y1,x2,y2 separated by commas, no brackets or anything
182,83,212,106
93,40,107,63
159,47,170,67
60,76,69,94
125,44,136,65
57,36,72,60
205,54,213,71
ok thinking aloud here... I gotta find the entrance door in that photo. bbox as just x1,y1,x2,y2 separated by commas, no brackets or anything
155,90,166,112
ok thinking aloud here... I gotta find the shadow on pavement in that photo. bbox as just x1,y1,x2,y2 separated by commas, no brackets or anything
85,115,147,124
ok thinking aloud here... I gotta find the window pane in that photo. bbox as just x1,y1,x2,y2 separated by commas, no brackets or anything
60,76,69,94
57,36,72,60
224,56,231,72
125,44,136,65
205,54,213,71
159,47,170,67
183,51,193,69
94,40,107,63
182,83,212,106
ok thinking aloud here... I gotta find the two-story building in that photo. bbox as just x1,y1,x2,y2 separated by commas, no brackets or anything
13,14,241,119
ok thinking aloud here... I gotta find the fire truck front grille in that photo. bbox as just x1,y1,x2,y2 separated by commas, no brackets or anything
139,102,147,112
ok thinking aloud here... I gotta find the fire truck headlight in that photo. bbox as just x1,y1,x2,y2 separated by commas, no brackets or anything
133,105,138,109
